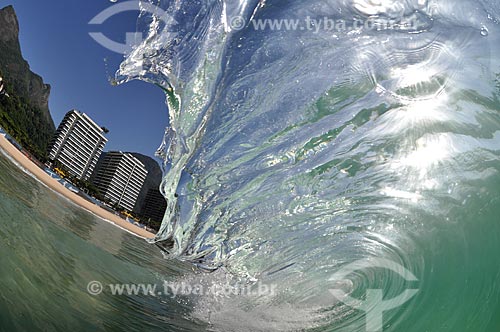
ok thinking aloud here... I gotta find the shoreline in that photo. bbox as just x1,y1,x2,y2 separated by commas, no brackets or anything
0,134,156,239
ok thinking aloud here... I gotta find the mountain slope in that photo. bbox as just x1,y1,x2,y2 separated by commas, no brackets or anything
0,5,55,158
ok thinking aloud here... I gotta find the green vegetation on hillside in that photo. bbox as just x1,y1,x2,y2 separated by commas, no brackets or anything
0,5,56,163
0,70,54,161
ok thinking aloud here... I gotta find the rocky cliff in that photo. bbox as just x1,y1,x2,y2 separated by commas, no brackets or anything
0,5,55,156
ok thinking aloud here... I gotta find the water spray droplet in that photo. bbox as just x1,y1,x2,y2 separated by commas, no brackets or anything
480,26,489,37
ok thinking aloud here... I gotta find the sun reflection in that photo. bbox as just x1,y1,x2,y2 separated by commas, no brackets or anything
390,63,437,88
402,92,450,122
353,0,407,16
380,187,422,202
372,92,450,136
397,133,457,177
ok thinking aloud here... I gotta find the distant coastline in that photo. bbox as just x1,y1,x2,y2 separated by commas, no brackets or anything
0,133,155,239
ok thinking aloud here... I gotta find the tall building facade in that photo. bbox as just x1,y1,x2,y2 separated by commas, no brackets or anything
92,151,148,211
140,188,167,224
48,110,108,180
0,76,5,95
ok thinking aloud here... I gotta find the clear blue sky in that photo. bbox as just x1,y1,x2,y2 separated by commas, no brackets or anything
5,1,169,158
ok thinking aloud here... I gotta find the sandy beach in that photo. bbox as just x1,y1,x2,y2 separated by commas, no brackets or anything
0,134,155,239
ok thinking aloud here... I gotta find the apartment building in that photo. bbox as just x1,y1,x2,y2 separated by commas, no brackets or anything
92,151,148,211
140,188,167,224
48,110,108,180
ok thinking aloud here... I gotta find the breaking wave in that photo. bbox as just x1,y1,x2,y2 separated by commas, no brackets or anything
116,0,500,330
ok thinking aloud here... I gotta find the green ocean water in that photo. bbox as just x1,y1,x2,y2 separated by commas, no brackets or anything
0,151,209,332
2,133,500,332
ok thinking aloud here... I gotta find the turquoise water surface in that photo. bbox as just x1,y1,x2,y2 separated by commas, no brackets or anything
0,151,208,331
